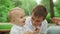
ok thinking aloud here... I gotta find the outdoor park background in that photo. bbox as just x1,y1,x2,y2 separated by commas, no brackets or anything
0,0,60,22
0,0,60,34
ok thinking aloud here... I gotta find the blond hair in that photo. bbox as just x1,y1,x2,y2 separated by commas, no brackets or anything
8,7,24,22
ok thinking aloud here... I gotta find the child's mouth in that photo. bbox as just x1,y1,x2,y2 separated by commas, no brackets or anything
23,21,25,23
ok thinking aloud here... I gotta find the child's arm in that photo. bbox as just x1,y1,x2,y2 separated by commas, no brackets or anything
40,20,48,34
25,23,40,34
25,31,34,34
25,28,40,34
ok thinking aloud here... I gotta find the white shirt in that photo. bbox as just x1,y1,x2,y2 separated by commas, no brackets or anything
10,24,31,34
25,16,48,34
10,24,26,34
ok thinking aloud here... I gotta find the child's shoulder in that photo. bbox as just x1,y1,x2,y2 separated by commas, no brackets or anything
42,19,48,24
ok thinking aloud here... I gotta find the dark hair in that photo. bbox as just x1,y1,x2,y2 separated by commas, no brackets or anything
32,5,48,19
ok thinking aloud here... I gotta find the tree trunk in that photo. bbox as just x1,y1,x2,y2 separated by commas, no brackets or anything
50,0,54,18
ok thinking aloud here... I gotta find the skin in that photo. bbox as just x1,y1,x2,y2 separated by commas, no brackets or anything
11,9,25,26
31,13,44,27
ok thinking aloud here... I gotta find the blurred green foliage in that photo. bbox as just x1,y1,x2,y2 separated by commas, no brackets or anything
54,0,60,17
11,0,37,16
41,0,60,23
0,0,36,22
0,0,60,23
0,0,14,22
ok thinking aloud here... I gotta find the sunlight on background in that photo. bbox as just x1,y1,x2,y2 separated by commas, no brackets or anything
53,0,57,3
36,0,41,5
36,0,57,4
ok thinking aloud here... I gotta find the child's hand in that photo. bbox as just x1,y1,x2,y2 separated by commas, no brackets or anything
34,27,40,33
35,22,40,33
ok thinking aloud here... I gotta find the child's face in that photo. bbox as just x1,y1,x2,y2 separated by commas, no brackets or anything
31,14,44,27
12,9,25,26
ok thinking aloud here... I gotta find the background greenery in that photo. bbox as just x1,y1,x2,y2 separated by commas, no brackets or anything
0,0,60,23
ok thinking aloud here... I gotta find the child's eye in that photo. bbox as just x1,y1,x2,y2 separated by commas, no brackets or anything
32,17,34,20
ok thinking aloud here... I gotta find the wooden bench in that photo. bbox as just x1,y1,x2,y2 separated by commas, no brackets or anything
0,29,10,34
50,17,60,25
